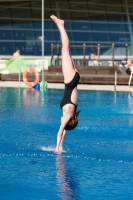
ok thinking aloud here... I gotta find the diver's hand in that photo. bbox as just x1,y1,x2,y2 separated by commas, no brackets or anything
54,148,62,154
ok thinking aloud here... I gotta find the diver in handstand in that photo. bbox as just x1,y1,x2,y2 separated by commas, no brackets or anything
50,15,80,154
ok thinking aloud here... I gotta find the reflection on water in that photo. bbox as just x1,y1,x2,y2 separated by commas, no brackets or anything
23,88,40,105
56,155,79,200
23,87,49,106
128,93,133,109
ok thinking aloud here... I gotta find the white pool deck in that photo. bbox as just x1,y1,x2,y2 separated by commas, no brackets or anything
0,81,133,92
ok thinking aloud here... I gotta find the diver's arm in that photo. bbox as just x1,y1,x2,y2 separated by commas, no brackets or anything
55,116,69,153
59,129,67,148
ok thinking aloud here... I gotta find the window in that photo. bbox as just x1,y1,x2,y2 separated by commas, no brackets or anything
0,0,133,56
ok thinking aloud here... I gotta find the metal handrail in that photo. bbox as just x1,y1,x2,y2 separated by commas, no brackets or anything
51,43,128,67
51,43,129,87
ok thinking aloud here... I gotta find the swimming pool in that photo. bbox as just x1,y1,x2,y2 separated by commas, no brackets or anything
1,87,133,200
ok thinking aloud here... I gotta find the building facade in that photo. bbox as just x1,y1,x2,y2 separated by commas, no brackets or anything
0,0,133,56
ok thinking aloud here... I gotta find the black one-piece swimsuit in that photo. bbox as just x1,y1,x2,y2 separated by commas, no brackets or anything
60,72,80,110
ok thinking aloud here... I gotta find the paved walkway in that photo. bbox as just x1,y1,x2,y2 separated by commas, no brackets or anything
0,81,133,92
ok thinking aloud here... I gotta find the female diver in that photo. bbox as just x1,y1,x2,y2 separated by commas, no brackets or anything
50,15,80,154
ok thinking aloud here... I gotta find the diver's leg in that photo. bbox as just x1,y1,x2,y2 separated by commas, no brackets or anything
50,15,75,83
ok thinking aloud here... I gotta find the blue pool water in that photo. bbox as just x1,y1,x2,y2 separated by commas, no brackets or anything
1,87,133,200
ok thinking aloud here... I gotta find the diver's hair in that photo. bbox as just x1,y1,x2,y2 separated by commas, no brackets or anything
65,110,81,131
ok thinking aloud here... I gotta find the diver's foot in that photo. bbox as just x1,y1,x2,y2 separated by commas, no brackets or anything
50,15,64,27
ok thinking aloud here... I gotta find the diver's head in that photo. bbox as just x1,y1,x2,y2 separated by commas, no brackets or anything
65,110,81,130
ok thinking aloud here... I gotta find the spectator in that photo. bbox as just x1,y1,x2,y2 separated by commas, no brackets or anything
120,58,133,75
88,52,98,66
13,50,20,59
